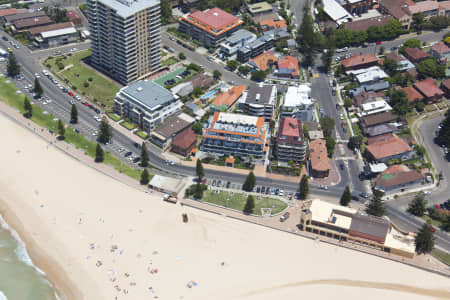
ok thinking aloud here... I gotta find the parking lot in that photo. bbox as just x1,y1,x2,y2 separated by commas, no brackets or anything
154,67,187,86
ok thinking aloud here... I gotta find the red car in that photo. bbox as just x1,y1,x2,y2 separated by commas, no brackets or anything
83,102,90,107
68,91,74,96
376,41,382,45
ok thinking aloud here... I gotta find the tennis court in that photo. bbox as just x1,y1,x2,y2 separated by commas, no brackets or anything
154,67,186,86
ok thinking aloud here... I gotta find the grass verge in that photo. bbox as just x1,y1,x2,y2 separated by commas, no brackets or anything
161,57,178,66
202,190,287,216
0,77,147,182
431,248,450,266
120,120,136,130
136,130,148,139
107,112,122,122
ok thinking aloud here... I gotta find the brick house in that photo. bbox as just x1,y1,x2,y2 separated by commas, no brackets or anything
171,128,197,157
404,47,429,63
413,78,445,103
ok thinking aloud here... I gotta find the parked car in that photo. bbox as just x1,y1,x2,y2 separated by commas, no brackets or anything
124,151,132,157
359,192,369,199
376,41,382,45
68,91,74,96
280,212,290,222
340,163,345,170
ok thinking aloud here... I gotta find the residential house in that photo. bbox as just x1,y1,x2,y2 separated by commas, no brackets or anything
299,200,416,258
281,85,316,122
365,123,398,137
3,11,46,26
66,10,82,27
180,0,200,13
114,80,183,133
344,15,393,32
340,0,375,15
210,85,246,112
275,117,307,163
259,19,287,31
365,135,414,163
171,128,198,157
247,1,273,16
150,113,195,150
274,56,299,79
361,111,398,134
398,86,424,103
11,16,52,32
219,29,257,57
200,112,269,160
404,47,429,63
0,8,28,24
440,79,450,98
347,66,388,85
359,100,392,117
342,54,379,71
309,139,330,178
248,51,277,71
375,164,424,193
439,1,450,16
238,83,277,121
407,0,441,19
308,130,324,140
378,0,412,29
189,73,214,90
354,91,385,107
384,52,415,71
28,22,78,48
179,8,243,48
28,21,74,38
413,78,445,103
430,42,450,63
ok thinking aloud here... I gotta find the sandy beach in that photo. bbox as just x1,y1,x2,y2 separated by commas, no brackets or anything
0,111,449,300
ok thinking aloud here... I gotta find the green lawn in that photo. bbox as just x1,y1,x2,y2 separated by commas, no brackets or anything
202,190,288,216
0,77,146,182
45,50,120,110
422,215,442,227
120,120,136,130
136,130,148,139
431,248,450,266
107,112,122,122
161,57,178,66
161,50,168,57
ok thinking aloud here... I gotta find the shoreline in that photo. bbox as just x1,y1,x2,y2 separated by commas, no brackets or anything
0,197,81,300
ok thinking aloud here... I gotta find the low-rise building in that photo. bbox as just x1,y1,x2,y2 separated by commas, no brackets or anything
378,0,412,29
344,15,392,32
275,117,307,163
341,0,375,15
430,42,450,63
150,112,195,150
322,0,353,25
361,111,398,134
171,127,197,157
413,78,445,103
440,78,450,98
28,21,74,38
281,85,316,122
299,199,415,258
274,56,299,79
398,86,424,103
200,112,269,160
375,164,424,193
114,80,182,133
365,135,413,163
353,91,385,108
404,47,429,62
407,0,441,19
359,100,392,117
259,19,287,31
3,11,46,26
348,66,388,85
34,26,79,48
11,16,52,32
365,123,398,137
342,54,379,71
440,0,450,16
236,32,275,63
179,7,243,48
247,1,273,16
384,52,415,71
210,85,246,112
0,8,27,24
248,50,277,71
149,175,185,196
238,83,277,121
219,29,257,57
309,139,330,178
66,10,82,27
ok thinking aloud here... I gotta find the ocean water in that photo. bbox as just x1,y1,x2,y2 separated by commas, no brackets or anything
0,215,59,300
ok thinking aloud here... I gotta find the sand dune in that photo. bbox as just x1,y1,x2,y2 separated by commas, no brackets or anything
0,112,449,300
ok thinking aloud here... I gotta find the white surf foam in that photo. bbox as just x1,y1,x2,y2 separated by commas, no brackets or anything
0,290,8,300
0,214,46,275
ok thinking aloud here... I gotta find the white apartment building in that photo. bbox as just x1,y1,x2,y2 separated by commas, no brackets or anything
359,100,392,117
219,29,257,57
114,80,182,133
87,0,161,85
280,85,316,122
238,83,277,122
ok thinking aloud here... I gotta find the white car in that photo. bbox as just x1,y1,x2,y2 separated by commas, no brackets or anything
42,69,49,76
423,191,432,195
340,113,344,120
34,73,40,78
92,131,98,136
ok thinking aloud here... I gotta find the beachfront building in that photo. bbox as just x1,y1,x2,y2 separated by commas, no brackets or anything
299,199,416,258
200,112,269,160
150,112,195,150
179,7,243,49
280,85,316,122
87,0,161,85
275,117,307,163
219,29,257,57
114,80,182,133
238,83,277,121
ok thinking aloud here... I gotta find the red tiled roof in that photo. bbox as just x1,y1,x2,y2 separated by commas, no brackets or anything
13,16,51,29
171,128,197,150
29,21,73,35
408,0,440,15
277,56,298,76
375,165,423,188
399,86,424,103
379,0,410,19
404,47,429,61
344,15,393,32
440,1,450,10
414,78,444,98
366,135,412,160
259,19,287,29
66,10,80,20
385,52,406,63
211,85,245,107
309,139,330,172
189,7,240,31
342,54,379,69
0,8,27,17
280,117,302,137
250,51,276,71
367,133,394,145
431,42,450,54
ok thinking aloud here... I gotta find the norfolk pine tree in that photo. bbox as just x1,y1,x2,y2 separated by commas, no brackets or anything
7,51,20,77
140,169,150,185
415,222,435,254
140,142,149,167
243,171,256,192
57,119,65,139
366,189,385,217
34,77,43,97
243,195,255,214
70,104,78,124
340,185,351,206
407,192,427,217
23,96,32,118
95,143,104,162
299,175,309,200
98,117,112,143
196,159,204,181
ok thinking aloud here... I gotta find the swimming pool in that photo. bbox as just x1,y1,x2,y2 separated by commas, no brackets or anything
201,89,218,100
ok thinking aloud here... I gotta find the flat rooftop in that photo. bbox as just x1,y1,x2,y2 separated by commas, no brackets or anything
120,80,175,111
98,0,159,18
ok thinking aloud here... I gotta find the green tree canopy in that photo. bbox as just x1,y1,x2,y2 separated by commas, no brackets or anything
391,90,411,116
196,159,204,181
178,52,186,60
366,189,385,217
160,0,172,24
192,122,202,134
226,60,239,71
98,117,112,143
140,142,149,167
238,65,251,75
437,112,450,148
7,51,20,77
416,58,445,79
243,171,256,192
415,222,435,254
57,119,65,139
213,70,222,81
407,192,427,217
34,78,43,97
243,195,255,214
251,70,266,82
340,185,351,206
320,115,335,137
348,136,362,150
95,143,104,163
299,175,309,200
70,104,78,124
23,96,32,118
325,136,336,158
403,38,422,49
140,169,150,185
